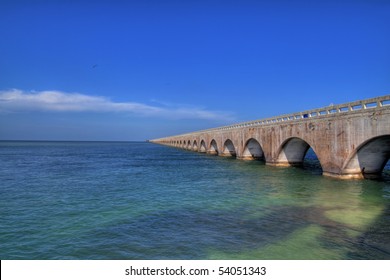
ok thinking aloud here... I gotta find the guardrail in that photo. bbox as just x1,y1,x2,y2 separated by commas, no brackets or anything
152,94,390,140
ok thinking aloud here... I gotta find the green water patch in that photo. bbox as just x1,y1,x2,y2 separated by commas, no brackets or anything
325,206,385,233
317,181,389,234
207,225,344,260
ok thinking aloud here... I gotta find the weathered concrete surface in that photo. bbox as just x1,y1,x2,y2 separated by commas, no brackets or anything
151,96,390,179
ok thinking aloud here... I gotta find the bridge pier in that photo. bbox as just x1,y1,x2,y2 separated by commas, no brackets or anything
266,161,304,167
220,151,236,157
237,155,263,161
323,171,365,180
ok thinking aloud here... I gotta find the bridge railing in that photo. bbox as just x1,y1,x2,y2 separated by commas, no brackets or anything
152,95,390,141
197,95,390,133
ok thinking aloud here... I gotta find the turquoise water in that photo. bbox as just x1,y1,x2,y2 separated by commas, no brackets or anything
0,141,389,259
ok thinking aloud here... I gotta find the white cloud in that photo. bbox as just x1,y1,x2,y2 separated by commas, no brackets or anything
0,89,235,121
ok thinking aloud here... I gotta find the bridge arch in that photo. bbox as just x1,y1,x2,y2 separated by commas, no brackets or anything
343,135,390,179
241,138,264,160
193,140,198,151
222,139,237,157
276,137,320,167
208,139,218,155
199,140,207,153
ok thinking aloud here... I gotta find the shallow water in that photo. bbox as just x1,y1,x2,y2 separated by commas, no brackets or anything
0,141,389,259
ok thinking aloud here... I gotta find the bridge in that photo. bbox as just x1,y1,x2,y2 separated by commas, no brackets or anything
151,95,390,179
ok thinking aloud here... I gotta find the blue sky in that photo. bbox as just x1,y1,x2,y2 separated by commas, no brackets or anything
1,0,389,141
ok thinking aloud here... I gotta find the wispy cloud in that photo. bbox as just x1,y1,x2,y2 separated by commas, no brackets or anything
0,89,235,121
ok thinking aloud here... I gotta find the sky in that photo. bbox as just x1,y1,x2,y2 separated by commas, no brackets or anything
0,0,389,141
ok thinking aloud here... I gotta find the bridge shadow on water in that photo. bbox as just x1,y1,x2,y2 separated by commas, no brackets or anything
353,203,390,259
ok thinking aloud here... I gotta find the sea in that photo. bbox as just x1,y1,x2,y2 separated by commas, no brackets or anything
0,141,389,260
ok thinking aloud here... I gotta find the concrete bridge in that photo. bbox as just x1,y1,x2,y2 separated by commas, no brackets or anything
151,95,390,179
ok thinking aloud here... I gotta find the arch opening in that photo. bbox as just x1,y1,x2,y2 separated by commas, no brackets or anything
384,159,390,180
208,139,218,155
222,139,236,157
276,137,323,174
344,135,390,179
192,140,198,151
382,159,390,181
199,140,207,153
276,137,321,169
241,138,264,161
303,147,323,174
277,137,310,166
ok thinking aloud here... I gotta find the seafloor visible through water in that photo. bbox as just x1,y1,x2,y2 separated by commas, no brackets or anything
0,141,389,259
